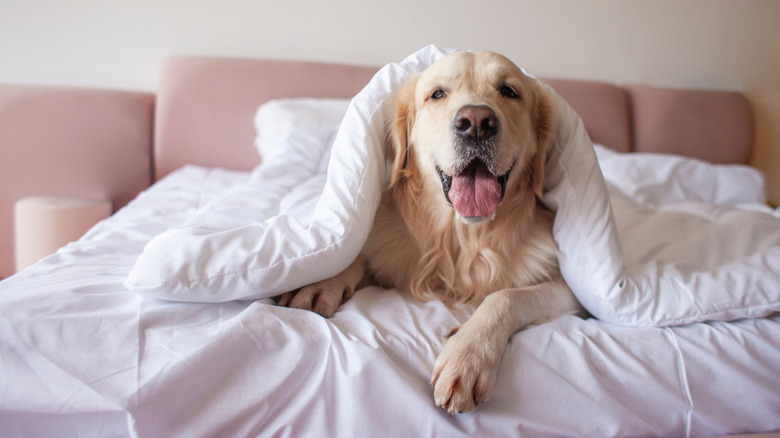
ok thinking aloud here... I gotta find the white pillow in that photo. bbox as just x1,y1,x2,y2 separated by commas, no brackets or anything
594,145,766,206
254,97,351,168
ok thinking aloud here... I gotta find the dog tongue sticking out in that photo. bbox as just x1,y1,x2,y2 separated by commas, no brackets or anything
448,160,502,218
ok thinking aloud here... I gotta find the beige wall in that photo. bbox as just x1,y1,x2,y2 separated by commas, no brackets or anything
2,0,779,203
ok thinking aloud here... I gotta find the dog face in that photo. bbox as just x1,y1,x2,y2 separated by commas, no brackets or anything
389,51,553,223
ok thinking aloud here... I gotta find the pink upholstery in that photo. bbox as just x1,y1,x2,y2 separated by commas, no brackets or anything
154,58,379,179
0,85,153,278
14,197,112,272
543,78,632,153
628,85,753,164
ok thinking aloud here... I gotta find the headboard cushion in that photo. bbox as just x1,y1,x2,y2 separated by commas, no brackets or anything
542,78,632,153
627,85,753,164
154,57,379,179
154,57,754,177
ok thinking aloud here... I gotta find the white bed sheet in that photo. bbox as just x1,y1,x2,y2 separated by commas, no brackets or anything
1,165,779,437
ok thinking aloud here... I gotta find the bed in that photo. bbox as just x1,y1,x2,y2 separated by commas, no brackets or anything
1,46,778,437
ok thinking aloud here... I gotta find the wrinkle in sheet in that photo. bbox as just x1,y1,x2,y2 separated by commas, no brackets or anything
663,327,694,437
669,316,780,435
0,292,141,421
508,317,693,436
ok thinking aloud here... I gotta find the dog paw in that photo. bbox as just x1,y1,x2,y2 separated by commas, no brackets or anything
430,327,502,414
277,280,355,318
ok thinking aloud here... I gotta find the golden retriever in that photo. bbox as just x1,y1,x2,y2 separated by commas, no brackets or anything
278,51,583,414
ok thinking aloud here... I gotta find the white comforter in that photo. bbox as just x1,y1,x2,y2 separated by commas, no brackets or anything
125,45,780,327
1,165,779,437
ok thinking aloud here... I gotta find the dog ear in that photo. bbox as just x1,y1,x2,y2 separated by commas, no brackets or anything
387,75,419,187
531,86,554,198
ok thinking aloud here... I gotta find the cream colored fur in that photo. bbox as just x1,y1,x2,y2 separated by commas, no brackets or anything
279,51,582,414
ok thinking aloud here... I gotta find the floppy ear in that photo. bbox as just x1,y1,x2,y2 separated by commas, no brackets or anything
387,75,419,187
531,85,554,198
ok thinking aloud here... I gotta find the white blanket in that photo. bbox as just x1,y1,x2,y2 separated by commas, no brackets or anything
126,45,780,327
2,166,779,437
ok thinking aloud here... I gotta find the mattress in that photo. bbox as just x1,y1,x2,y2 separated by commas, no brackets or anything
1,162,779,437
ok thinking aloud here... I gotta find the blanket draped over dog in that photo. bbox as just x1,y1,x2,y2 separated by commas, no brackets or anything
126,45,780,326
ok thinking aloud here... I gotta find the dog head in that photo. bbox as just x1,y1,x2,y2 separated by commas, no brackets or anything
388,51,554,224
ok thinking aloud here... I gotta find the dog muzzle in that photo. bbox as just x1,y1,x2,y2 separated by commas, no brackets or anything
438,159,511,219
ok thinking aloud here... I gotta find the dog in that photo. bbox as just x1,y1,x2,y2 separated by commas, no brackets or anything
278,51,583,414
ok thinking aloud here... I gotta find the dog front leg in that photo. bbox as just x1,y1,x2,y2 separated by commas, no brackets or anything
431,279,581,413
277,255,367,318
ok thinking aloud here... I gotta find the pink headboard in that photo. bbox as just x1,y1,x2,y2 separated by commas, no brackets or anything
627,85,752,164
543,78,633,153
154,57,379,180
154,57,753,178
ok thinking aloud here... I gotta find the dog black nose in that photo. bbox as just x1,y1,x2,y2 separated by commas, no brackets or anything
454,105,499,142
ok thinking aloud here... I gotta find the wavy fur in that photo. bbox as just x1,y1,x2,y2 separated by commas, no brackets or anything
364,52,559,306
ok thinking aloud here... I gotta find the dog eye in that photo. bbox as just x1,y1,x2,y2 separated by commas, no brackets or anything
431,89,447,100
499,86,519,99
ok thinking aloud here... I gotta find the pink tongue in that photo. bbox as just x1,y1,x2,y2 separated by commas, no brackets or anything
448,161,501,218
